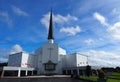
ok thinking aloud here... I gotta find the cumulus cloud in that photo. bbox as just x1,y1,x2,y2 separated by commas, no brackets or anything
10,44,23,54
0,44,24,62
40,13,49,29
40,12,78,29
12,5,29,16
0,48,9,62
93,12,120,41
60,26,81,35
54,14,78,23
84,38,94,45
85,50,120,67
0,12,12,27
108,22,120,41
93,12,109,26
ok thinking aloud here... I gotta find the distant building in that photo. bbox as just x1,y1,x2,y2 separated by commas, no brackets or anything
0,10,90,77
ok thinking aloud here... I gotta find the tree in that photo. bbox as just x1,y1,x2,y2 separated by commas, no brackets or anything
86,65,91,77
97,69,106,82
115,67,120,73
98,69,105,78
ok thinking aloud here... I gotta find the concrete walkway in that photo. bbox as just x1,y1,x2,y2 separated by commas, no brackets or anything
0,75,90,82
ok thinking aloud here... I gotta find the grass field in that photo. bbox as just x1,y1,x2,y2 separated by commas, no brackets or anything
107,72,120,82
80,72,120,82
107,79,120,82
107,72,120,79
80,76,98,81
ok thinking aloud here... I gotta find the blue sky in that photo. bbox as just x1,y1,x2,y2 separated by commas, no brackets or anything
0,0,120,67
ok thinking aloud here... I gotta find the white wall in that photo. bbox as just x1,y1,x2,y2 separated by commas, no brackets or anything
8,52,35,68
8,43,88,75
64,54,77,67
62,53,88,68
41,43,59,74
27,54,35,67
8,52,22,67
35,43,67,74
33,55,38,68
21,52,29,67
21,53,36,68
34,48,42,74
76,53,88,66
58,47,66,72
42,43,58,63
58,47,66,55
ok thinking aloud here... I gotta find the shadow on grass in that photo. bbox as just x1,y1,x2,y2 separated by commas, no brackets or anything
79,78,96,82
107,76,120,80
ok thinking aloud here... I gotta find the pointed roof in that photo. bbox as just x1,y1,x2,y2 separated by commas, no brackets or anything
48,9,54,40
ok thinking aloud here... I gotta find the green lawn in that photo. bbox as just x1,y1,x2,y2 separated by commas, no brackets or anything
106,72,120,82
107,72,120,79
80,76,98,81
80,72,120,82
107,79,120,82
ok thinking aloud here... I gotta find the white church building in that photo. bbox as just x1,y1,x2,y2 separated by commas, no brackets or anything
1,10,89,77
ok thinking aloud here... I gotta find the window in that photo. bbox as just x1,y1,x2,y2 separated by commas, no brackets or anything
45,64,55,70
44,60,56,71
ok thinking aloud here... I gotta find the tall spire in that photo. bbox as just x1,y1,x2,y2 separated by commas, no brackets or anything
48,9,54,43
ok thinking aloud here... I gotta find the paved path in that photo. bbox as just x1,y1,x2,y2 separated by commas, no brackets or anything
0,75,90,82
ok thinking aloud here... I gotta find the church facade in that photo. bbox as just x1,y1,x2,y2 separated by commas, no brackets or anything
1,10,88,77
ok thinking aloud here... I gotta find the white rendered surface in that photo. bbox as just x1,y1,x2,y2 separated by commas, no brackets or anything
8,52,22,67
8,52,35,68
8,43,88,75
48,39,54,43
62,53,88,68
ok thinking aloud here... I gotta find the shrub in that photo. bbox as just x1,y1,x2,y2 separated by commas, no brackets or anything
98,69,105,78
86,65,91,77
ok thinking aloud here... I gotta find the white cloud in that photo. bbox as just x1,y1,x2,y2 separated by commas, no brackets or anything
12,5,29,16
93,12,109,26
40,12,79,36
84,38,94,45
108,22,120,41
0,48,9,62
10,44,23,54
40,12,78,29
0,44,25,62
40,13,50,29
54,14,78,23
85,50,120,67
60,26,81,36
0,12,12,27
93,12,120,41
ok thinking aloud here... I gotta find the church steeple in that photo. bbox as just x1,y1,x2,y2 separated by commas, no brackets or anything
48,9,54,43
